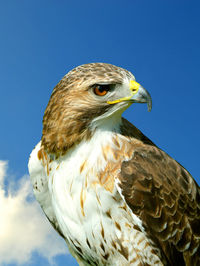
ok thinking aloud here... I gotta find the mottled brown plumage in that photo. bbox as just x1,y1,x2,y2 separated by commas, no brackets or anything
119,119,200,265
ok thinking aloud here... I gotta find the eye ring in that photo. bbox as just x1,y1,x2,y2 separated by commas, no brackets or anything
93,85,110,96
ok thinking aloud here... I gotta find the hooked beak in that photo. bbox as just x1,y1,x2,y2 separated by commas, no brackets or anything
107,80,152,112
129,80,152,112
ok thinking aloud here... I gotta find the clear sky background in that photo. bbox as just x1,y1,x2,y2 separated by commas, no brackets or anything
0,0,199,265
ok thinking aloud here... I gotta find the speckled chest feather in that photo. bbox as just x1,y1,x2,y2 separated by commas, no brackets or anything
31,129,163,265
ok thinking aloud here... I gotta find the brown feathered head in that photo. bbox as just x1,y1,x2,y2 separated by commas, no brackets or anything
42,63,152,154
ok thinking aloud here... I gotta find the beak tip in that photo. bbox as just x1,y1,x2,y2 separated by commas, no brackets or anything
146,90,152,112
148,101,152,112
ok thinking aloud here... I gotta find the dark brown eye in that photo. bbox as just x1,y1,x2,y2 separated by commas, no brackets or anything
93,85,109,96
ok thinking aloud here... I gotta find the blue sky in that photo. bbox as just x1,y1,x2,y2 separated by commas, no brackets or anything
0,0,200,265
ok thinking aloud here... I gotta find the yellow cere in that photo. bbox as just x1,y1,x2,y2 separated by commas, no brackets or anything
107,80,140,104
129,80,140,94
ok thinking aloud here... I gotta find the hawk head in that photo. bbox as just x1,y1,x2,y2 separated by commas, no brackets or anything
42,63,152,154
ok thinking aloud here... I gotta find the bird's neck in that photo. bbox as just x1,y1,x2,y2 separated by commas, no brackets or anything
41,112,123,156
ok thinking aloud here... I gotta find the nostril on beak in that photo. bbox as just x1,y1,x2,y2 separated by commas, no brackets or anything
129,80,140,94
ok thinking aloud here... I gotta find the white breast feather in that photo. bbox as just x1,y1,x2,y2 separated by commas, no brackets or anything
29,129,163,265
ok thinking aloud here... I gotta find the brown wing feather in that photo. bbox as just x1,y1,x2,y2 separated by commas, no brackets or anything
119,118,200,265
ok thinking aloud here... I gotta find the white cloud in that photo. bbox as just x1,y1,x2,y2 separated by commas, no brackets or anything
0,161,68,265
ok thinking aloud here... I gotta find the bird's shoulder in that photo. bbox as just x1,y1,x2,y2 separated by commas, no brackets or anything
118,118,200,265
28,142,64,237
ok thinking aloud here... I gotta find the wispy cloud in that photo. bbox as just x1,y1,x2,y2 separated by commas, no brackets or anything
0,161,67,265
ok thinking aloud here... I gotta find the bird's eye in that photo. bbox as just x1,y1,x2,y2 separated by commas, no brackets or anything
93,85,110,96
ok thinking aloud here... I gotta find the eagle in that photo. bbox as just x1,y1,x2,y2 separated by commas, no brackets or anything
28,63,200,265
